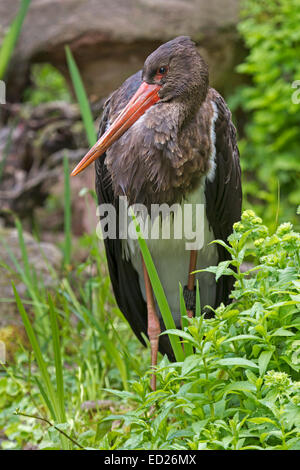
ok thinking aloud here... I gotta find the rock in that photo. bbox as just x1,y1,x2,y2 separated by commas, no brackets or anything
0,100,98,235
0,227,62,328
0,0,243,101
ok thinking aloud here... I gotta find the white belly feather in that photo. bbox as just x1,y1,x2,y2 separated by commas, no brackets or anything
123,182,218,326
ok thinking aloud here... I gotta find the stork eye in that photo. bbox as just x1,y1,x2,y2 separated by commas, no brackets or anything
157,66,168,75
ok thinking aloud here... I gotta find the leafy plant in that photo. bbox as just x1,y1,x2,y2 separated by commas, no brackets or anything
98,210,300,450
1,203,299,449
23,63,71,105
230,0,300,227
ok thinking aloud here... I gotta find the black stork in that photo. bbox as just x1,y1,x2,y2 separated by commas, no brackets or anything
71,36,242,389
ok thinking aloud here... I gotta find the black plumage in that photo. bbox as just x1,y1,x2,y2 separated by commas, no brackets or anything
93,38,242,359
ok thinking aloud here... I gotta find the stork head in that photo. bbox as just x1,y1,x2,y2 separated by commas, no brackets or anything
71,36,209,176
142,36,208,105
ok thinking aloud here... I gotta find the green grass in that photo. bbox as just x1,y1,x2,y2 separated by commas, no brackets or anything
0,0,31,80
0,206,149,449
12,286,71,449
65,46,97,147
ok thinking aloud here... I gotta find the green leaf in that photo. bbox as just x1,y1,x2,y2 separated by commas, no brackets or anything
181,354,202,375
223,335,260,343
215,260,232,281
214,399,226,418
271,328,295,337
258,350,273,376
161,329,198,348
283,402,300,429
195,280,201,317
224,381,256,395
248,417,277,426
217,358,259,369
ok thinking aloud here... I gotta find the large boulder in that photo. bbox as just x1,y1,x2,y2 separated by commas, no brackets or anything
0,0,243,101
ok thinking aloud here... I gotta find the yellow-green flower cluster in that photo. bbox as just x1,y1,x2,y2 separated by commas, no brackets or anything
260,252,286,267
232,210,268,239
264,370,291,390
276,222,293,236
241,210,262,225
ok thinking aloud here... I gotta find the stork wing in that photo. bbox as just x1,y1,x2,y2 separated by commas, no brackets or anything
205,89,242,306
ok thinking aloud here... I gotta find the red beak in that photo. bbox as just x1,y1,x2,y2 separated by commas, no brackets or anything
71,82,161,176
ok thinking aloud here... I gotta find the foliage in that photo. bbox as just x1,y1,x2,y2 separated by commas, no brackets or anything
23,63,71,105
230,0,300,227
0,210,299,449
0,214,149,449
97,210,300,450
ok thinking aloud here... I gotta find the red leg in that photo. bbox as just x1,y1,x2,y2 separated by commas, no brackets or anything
186,250,197,318
141,256,161,391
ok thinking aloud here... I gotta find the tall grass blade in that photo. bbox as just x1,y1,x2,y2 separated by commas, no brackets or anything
12,283,60,420
34,377,56,422
62,278,129,390
0,0,31,79
130,211,184,362
48,296,66,422
65,46,97,147
13,284,70,449
195,280,201,317
12,218,49,337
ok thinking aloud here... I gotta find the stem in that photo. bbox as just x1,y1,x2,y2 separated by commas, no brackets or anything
203,357,214,418
237,265,245,290
14,410,84,449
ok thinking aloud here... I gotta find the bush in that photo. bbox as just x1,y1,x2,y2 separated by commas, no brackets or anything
100,210,300,450
231,0,300,227
23,64,71,105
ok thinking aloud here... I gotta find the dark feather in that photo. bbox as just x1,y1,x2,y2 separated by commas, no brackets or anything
205,89,242,306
